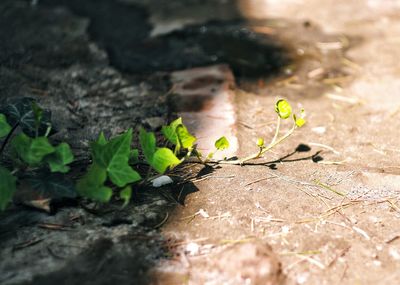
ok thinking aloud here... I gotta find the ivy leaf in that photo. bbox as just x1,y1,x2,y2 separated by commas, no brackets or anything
91,129,141,187
31,102,43,136
0,166,17,211
0,113,11,138
161,117,183,146
130,149,139,163
26,172,77,199
76,163,112,202
151,148,181,174
108,159,141,187
140,128,181,173
215,136,230,150
162,118,196,151
120,186,132,208
97,131,108,145
0,97,53,137
275,99,292,119
46,143,74,173
176,124,196,149
139,127,156,162
12,134,55,165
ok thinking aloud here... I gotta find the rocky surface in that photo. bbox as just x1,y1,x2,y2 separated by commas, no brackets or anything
2,0,400,285
0,1,171,284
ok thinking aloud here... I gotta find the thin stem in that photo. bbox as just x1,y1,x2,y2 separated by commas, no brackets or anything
260,124,297,157
195,150,205,164
210,122,298,165
44,124,52,137
270,116,281,146
0,122,19,156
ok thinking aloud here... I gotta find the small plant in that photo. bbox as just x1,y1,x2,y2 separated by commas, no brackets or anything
223,98,306,165
0,98,75,211
0,97,305,210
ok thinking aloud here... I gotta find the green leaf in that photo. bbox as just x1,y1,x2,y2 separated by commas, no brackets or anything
120,186,132,208
0,166,17,210
108,159,141,187
215,136,230,150
176,124,196,149
31,102,43,136
27,172,77,199
97,132,108,145
76,163,112,202
130,149,139,163
151,148,181,174
162,118,196,151
92,129,131,167
256,138,264,147
275,99,292,119
295,117,306,127
162,117,183,145
293,109,306,128
0,97,53,137
139,128,156,162
0,113,12,138
91,129,141,187
140,128,181,173
12,134,55,165
46,143,74,173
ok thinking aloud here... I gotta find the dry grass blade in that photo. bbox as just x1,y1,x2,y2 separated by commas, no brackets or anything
313,179,346,196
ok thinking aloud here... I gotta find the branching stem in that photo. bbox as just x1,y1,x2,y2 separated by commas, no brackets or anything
211,122,297,165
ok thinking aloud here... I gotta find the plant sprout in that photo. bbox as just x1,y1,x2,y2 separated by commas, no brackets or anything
0,97,306,209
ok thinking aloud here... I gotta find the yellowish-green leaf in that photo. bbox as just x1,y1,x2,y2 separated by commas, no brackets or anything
161,117,182,146
215,136,230,150
295,117,306,127
151,148,181,174
176,124,196,149
275,99,292,119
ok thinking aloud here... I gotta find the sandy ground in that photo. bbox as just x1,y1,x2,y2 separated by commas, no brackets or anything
158,1,400,284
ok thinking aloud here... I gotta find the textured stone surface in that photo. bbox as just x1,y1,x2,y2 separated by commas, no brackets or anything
171,65,238,159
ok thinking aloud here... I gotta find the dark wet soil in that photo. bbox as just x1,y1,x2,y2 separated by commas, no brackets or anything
41,0,291,78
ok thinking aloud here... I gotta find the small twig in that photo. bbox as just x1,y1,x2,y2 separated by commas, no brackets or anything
328,246,351,267
12,238,44,251
191,174,235,183
313,179,346,196
280,250,322,256
340,263,349,282
244,176,276,186
0,122,19,155
385,235,400,244
153,212,169,228
37,223,72,231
